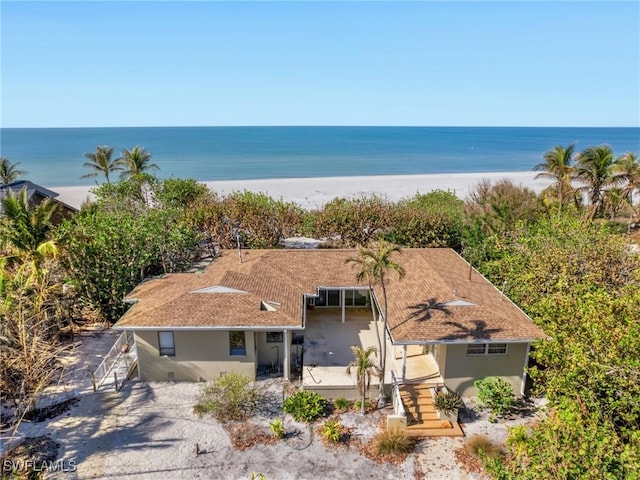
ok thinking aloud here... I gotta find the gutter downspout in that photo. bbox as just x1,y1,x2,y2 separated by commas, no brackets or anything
521,343,531,396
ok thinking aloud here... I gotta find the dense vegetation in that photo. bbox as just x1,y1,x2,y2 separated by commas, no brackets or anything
1,143,639,476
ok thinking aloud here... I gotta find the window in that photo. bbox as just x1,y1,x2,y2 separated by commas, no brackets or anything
327,290,341,307
344,289,369,307
487,343,508,354
466,344,486,356
158,331,175,356
229,331,246,356
466,343,508,356
315,290,327,307
353,290,368,306
266,332,283,343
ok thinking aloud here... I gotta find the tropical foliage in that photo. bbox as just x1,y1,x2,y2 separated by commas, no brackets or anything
474,214,640,478
192,190,305,249
474,377,515,416
119,146,159,178
346,240,404,404
0,189,69,442
384,190,465,249
346,345,379,414
574,144,620,219
193,373,260,421
533,143,577,211
81,145,122,183
56,177,203,321
282,391,327,422
1,189,59,284
0,157,26,185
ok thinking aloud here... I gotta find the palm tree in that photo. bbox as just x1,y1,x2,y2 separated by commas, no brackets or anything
602,187,633,220
81,145,122,183
0,157,26,185
574,145,619,219
346,240,405,404
0,189,58,284
346,345,379,415
613,152,640,214
120,146,159,178
532,144,576,212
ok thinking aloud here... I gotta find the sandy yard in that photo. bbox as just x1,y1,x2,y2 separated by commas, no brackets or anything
8,330,543,480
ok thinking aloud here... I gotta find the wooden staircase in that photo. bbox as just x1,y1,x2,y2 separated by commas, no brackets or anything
399,384,464,437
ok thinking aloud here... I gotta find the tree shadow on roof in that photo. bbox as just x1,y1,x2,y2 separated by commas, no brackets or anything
438,319,502,341
407,298,452,322
393,298,451,332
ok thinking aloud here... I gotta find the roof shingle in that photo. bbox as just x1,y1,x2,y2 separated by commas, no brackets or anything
114,248,546,343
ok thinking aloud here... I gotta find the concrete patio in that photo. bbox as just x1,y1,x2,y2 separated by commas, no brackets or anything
301,308,394,399
392,345,443,385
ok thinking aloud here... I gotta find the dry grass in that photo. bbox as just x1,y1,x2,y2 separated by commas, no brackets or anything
227,422,276,451
359,428,414,464
463,434,503,460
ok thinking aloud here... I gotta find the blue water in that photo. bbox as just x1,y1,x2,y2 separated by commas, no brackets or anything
1,126,638,187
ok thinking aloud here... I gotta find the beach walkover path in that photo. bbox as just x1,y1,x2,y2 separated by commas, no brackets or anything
91,331,138,393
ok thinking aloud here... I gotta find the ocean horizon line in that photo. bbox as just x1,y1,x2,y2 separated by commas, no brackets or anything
3,125,638,188
3,125,639,130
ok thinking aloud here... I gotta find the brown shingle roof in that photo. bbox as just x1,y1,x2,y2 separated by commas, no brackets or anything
114,249,546,343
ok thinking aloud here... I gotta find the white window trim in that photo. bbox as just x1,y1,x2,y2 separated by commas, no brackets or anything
466,343,508,356
158,331,175,357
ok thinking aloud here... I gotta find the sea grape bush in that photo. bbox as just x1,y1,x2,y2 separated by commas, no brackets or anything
474,377,515,416
193,373,259,421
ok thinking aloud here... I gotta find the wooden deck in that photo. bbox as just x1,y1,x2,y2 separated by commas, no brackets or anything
399,384,464,437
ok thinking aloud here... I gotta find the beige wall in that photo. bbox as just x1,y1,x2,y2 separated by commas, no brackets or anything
135,330,256,382
441,343,528,396
256,331,284,370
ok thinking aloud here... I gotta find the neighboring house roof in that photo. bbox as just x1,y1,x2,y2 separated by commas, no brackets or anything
114,249,546,343
0,180,78,218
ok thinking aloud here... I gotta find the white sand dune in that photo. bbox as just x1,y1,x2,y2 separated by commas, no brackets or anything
52,171,550,211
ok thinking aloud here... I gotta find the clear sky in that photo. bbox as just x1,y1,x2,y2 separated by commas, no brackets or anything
1,1,639,128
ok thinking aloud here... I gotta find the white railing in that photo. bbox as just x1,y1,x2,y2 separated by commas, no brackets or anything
91,331,135,391
390,370,406,417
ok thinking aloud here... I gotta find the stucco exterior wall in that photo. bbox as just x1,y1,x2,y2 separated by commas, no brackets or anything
442,343,528,396
135,330,256,382
255,331,284,370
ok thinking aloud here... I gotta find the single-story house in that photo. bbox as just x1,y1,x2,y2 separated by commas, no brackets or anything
113,248,546,397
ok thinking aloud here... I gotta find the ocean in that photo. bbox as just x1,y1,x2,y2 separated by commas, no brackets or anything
1,126,638,187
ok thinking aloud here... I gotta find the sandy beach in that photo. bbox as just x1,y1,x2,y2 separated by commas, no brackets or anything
53,171,550,211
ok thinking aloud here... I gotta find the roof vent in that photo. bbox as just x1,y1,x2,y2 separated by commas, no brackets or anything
441,299,477,307
260,300,281,311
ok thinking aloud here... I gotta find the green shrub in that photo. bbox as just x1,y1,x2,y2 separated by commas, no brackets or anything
193,373,259,421
322,419,342,443
282,391,327,422
334,397,351,412
269,418,285,439
373,428,413,456
464,434,503,460
474,377,515,416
